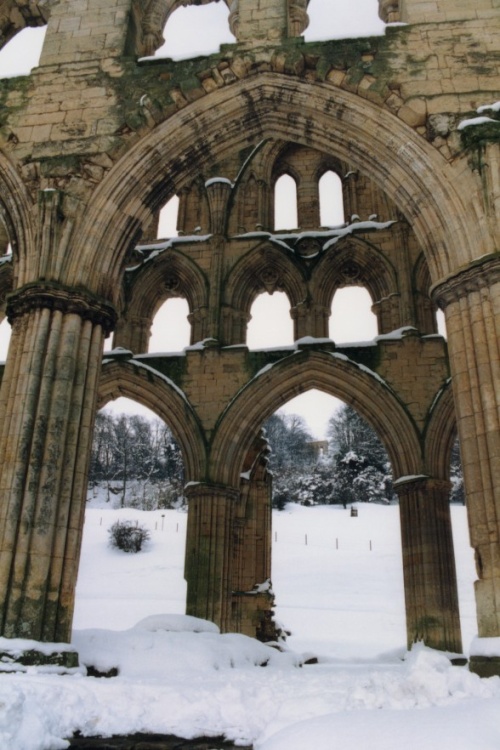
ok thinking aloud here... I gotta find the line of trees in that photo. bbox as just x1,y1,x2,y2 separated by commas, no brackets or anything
264,404,464,509
265,406,394,509
87,404,464,510
88,411,184,509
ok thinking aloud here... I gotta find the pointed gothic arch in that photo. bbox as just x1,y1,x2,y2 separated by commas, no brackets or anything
98,358,206,481
210,348,423,488
68,76,485,307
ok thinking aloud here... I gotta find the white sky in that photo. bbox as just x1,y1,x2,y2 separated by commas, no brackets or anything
0,3,435,439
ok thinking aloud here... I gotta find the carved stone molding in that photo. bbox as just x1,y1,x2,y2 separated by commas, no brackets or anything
378,0,400,23
6,282,117,334
184,481,240,502
431,254,500,309
393,475,452,497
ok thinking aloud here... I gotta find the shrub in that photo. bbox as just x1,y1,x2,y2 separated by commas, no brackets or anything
108,519,150,553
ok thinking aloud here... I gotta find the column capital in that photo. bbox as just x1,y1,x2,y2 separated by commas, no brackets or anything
184,481,240,502
394,475,452,498
6,282,117,335
431,253,500,310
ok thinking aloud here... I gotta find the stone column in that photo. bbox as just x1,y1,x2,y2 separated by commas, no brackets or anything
184,482,239,631
291,300,330,339
229,0,288,43
372,293,400,335
205,178,232,342
113,313,150,353
0,284,115,644
395,476,462,653
433,258,500,659
221,306,249,346
231,445,274,639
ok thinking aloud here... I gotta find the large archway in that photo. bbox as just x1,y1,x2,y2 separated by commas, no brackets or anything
67,75,486,302
210,349,422,488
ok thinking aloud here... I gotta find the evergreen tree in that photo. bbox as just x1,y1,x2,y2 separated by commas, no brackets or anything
327,405,393,505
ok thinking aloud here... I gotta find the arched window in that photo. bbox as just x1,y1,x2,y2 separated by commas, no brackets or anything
304,0,385,41
0,318,11,360
319,171,344,226
158,195,179,237
0,26,46,77
436,309,447,339
329,287,378,343
154,3,235,60
247,292,293,349
274,174,298,231
149,298,191,353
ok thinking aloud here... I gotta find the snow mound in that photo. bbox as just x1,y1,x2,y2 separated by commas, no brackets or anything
72,625,301,678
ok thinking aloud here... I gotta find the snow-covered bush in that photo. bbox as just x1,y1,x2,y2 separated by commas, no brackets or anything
108,519,150,553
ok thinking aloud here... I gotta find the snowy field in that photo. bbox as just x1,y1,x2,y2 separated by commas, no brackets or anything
1,503,500,750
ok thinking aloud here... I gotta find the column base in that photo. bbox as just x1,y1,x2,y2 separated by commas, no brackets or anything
468,637,500,677
469,656,500,678
0,637,82,674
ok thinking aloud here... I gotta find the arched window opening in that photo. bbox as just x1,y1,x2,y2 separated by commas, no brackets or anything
264,394,405,659
0,26,46,77
436,308,447,339
247,291,293,349
449,435,476,646
329,287,378,343
154,3,235,61
304,0,385,42
75,397,187,630
274,174,298,231
103,334,114,353
0,317,11,360
158,195,179,238
149,297,191,353
319,170,345,226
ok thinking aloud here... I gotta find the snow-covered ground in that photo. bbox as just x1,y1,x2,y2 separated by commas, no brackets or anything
1,503,499,750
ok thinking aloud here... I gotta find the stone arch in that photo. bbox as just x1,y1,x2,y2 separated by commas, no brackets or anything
119,247,209,350
0,0,53,51
413,252,437,334
98,359,206,482
0,260,13,320
312,235,398,313
137,0,232,56
223,241,307,335
424,380,456,480
210,349,422,488
0,149,35,289
70,75,486,303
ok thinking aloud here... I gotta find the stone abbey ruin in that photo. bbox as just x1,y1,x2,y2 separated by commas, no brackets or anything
0,0,498,675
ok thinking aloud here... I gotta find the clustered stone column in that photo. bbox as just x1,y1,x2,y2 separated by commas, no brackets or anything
434,257,500,671
231,438,274,640
395,476,462,653
0,285,115,645
184,436,275,639
184,483,239,631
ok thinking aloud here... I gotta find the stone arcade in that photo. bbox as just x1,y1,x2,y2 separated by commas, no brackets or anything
0,0,498,675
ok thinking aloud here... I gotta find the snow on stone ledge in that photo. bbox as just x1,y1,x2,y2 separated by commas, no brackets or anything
0,636,76,657
457,115,497,130
205,176,234,188
457,102,500,130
